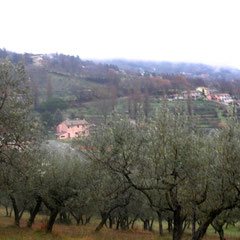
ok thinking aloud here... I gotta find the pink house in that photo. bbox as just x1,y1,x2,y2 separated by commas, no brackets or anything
56,119,91,139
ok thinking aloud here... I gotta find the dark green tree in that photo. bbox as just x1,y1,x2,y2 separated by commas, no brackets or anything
54,109,63,125
38,98,67,113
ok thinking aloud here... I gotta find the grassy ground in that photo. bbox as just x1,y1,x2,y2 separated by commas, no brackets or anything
0,215,165,240
0,208,240,240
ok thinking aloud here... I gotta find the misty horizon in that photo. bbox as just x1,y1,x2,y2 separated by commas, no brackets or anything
3,47,240,71
1,0,240,69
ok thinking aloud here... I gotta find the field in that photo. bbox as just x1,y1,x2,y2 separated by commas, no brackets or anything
1,209,240,240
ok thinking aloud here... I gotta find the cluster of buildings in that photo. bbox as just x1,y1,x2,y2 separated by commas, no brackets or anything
196,87,233,104
169,87,233,105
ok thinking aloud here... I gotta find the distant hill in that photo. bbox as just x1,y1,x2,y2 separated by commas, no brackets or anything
2,48,240,107
96,59,240,81
2,48,240,82
0,49,122,103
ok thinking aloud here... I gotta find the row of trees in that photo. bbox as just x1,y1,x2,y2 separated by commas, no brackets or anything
76,109,240,240
3,106,240,239
0,60,84,232
1,59,240,240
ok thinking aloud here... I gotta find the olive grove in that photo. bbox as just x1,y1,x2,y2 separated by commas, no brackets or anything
1,59,240,239
76,109,240,240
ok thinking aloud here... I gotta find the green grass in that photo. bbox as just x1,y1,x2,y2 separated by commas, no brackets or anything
206,223,240,238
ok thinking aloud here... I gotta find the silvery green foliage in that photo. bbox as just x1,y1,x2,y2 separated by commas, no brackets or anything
77,108,240,239
33,141,87,210
0,60,41,169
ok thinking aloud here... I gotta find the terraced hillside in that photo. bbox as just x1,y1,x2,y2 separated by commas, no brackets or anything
62,98,230,130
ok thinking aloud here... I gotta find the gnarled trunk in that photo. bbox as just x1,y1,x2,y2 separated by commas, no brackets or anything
95,212,108,232
192,207,197,239
167,217,173,233
173,206,185,240
131,214,138,229
27,197,42,228
212,221,226,240
46,209,58,233
157,211,163,235
9,195,20,227
85,216,91,225
148,219,154,232
109,216,113,228
192,209,222,240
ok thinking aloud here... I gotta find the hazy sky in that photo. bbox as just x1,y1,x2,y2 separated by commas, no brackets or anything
1,0,240,68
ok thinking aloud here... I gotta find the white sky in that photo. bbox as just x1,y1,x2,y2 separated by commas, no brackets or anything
1,0,240,68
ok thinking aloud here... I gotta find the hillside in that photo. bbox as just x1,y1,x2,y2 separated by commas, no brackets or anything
1,48,239,134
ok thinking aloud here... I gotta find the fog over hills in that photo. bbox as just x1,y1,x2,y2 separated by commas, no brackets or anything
2,48,240,81
95,58,240,81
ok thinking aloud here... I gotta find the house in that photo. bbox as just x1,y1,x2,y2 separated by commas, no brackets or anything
182,90,201,100
170,93,184,100
169,91,201,101
56,119,91,139
196,87,211,96
30,55,44,66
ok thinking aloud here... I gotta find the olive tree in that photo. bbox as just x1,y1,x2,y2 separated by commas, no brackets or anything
0,147,43,227
0,59,42,227
75,118,139,232
34,140,87,233
192,120,240,240
77,108,240,240
0,60,38,167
